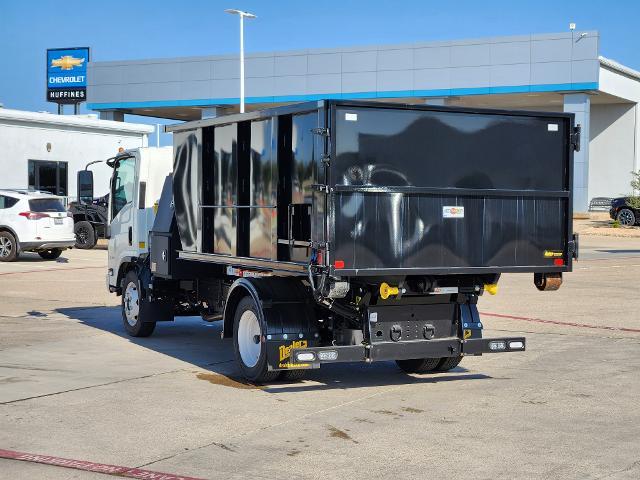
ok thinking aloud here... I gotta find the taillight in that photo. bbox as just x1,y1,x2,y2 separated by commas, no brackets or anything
19,211,50,220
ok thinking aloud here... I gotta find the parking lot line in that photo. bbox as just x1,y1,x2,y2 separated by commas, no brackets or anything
0,449,206,480
0,266,103,276
480,311,640,333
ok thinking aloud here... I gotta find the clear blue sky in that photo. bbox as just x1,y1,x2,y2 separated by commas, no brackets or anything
2,0,639,143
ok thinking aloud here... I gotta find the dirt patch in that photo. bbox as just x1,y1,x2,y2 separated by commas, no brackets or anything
401,407,424,414
196,372,263,390
372,409,395,416
353,417,374,424
574,216,640,237
287,449,301,457
579,226,640,237
327,425,358,443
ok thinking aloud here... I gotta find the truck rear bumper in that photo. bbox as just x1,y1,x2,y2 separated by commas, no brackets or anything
290,337,525,368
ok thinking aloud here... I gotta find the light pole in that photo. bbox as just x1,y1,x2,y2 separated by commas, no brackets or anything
225,9,256,113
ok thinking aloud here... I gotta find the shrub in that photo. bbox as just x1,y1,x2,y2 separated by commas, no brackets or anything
629,171,640,210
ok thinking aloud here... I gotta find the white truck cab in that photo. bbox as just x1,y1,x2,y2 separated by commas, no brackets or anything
103,147,173,292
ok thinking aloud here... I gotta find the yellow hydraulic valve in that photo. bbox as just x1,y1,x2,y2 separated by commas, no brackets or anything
484,283,499,295
379,282,399,299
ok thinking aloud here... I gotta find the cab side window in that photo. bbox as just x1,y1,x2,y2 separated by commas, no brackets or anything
0,195,19,209
112,158,135,218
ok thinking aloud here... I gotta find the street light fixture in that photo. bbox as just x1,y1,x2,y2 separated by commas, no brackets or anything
225,8,257,114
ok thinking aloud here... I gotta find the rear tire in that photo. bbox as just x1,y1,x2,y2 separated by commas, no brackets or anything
38,248,62,260
0,231,18,262
233,296,280,383
617,208,636,226
74,221,96,249
396,357,441,373
435,356,463,372
122,270,156,337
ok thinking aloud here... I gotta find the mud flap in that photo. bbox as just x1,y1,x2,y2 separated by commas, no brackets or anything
460,303,483,342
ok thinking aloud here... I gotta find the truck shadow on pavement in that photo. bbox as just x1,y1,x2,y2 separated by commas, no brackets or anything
56,305,494,392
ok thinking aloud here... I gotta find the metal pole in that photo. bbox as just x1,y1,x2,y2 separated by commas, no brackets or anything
74,103,80,115
57,104,62,115
156,123,161,148
225,9,255,113
239,13,245,113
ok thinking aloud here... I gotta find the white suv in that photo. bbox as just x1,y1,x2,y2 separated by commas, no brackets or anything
0,190,76,262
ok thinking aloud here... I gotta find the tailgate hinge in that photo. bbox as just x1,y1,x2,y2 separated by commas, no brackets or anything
568,234,579,259
571,125,581,152
311,127,330,137
311,184,331,193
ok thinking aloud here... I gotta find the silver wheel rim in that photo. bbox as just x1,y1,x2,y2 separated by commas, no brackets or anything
238,309,261,368
123,281,140,326
0,236,12,258
618,210,634,226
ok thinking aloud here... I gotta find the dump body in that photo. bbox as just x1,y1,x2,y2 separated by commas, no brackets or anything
168,100,576,278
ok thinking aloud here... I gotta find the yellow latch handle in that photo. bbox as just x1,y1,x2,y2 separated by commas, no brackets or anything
484,284,498,295
380,282,399,300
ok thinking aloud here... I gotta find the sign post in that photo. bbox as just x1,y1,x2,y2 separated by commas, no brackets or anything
46,47,90,114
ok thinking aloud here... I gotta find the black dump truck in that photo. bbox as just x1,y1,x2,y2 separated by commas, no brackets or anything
109,100,580,382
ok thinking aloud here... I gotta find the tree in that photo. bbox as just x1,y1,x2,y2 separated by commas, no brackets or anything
629,170,640,210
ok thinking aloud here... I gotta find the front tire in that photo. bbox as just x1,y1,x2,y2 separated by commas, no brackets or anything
122,270,156,337
38,248,62,260
617,208,636,226
233,296,280,383
396,357,441,373
0,231,18,262
74,221,96,249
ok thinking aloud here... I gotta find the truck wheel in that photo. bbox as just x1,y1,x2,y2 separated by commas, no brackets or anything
0,231,18,262
617,208,636,226
435,356,463,372
74,221,96,249
38,248,62,260
233,296,280,383
396,357,441,373
122,270,156,337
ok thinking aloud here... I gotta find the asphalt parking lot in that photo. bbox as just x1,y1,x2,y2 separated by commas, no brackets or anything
1,235,639,480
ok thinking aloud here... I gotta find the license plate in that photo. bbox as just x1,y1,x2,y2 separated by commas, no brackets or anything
54,218,63,225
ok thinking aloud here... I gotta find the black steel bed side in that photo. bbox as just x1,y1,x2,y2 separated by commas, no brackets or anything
168,100,576,277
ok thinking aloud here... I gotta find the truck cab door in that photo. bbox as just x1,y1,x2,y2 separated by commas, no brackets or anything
107,155,138,285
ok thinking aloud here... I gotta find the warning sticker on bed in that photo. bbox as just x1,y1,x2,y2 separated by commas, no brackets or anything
443,206,464,218
345,113,358,121
548,123,559,132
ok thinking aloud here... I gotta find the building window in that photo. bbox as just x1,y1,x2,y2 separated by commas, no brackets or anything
28,160,68,196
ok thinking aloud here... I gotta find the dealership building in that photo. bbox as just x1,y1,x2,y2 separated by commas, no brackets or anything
0,109,153,200
86,30,640,213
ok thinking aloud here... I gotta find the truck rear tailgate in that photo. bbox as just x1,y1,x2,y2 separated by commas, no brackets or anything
329,103,575,275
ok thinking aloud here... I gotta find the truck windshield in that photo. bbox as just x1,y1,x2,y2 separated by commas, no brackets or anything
112,157,135,217
28,198,66,212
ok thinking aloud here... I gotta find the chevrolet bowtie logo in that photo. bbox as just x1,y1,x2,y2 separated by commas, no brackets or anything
50,55,85,70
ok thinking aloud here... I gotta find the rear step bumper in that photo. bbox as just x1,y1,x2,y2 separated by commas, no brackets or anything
290,337,525,368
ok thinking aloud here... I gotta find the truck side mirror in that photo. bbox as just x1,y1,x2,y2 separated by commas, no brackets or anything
77,170,94,204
